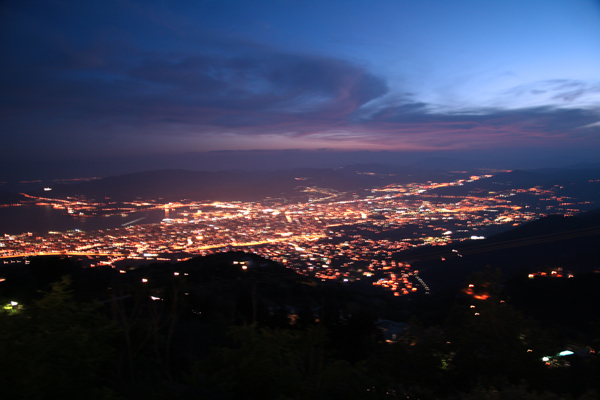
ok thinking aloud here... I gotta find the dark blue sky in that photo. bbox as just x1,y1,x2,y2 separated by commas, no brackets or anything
1,0,600,179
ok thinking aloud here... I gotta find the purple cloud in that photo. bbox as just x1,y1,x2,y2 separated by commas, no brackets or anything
1,11,599,161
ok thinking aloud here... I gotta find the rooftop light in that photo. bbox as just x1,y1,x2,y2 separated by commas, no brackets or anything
558,350,574,357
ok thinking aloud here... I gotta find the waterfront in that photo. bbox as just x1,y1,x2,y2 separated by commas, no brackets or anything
0,204,167,236
0,172,576,295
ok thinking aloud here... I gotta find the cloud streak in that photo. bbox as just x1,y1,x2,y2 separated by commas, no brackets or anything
1,0,599,162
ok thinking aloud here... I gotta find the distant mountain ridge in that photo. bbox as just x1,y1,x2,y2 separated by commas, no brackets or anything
17,164,600,204
30,165,474,202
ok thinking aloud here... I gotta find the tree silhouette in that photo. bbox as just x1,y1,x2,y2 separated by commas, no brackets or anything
0,276,119,399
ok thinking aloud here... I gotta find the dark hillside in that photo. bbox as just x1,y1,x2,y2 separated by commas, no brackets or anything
2,251,599,399
399,211,600,292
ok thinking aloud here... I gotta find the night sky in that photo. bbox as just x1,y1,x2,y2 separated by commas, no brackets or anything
2,0,600,179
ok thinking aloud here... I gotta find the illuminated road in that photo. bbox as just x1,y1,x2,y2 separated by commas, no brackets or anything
122,217,146,227
189,234,326,251
0,252,125,259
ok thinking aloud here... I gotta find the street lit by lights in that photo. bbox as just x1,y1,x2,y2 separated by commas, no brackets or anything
0,172,586,298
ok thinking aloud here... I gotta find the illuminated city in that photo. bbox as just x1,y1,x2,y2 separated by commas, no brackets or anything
2,0,600,398
2,172,591,296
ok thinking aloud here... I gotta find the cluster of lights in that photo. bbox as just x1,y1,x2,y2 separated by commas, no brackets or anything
2,173,590,297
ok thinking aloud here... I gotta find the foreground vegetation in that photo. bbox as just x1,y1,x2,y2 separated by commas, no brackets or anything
0,254,599,399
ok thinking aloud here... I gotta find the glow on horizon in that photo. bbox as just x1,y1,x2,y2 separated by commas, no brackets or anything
0,0,599,169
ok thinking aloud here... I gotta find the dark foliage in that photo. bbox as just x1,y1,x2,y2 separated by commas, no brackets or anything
0,253,598,399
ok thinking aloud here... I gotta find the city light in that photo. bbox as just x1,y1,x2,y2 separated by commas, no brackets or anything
0,173,587,296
